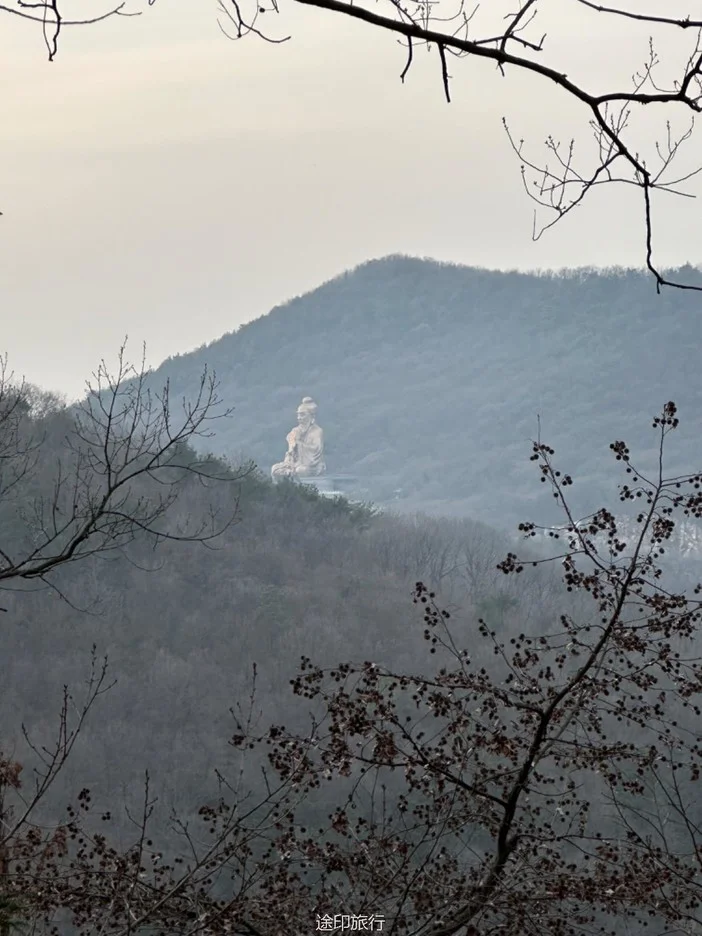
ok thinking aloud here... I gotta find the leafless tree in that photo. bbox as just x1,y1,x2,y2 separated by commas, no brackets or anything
0,663,308,935
1,0,139,62
7,2,701,291
0,340,252,932
216,0,702,293
226,401,702,936
0,342,250,608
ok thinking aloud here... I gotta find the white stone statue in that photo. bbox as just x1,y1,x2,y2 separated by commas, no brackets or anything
271,397,326,481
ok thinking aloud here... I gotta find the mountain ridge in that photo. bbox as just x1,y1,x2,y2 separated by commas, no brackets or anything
145,254,702,530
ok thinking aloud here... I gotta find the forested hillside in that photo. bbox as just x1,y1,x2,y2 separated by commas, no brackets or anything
150,256,702,528
1,438,566,837
4,363,702,935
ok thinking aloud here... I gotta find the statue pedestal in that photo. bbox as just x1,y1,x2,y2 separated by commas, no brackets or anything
297,475,360,499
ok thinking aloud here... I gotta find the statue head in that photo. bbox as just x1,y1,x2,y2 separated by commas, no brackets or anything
296,397,318,430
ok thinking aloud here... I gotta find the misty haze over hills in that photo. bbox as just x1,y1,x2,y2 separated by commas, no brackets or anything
8,0,702,922
147,255,702,533
5,256,702,934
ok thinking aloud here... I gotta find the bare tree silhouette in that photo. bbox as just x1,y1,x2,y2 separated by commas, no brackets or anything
0,342,250,607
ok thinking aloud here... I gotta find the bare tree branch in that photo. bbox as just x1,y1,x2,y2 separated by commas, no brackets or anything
0,341,251,599
218,0,702,292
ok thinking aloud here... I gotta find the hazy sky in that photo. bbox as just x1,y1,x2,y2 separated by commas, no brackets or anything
2,0,700,399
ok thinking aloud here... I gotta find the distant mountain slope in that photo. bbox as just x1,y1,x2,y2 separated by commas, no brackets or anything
150,255,702,529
